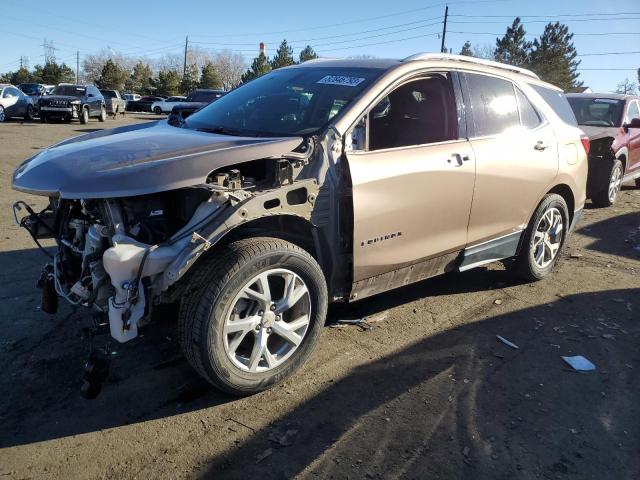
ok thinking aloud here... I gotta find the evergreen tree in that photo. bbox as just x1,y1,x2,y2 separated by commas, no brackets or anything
299,45,318,63
271,40,295,69
199,62,223,89
154,70,181,96
529,22,582,91
96,59,128,90
241,52,272,83
494,18,532,67
459,41,473,57
33,62,76,84
180,63,200,94
125,61,153,94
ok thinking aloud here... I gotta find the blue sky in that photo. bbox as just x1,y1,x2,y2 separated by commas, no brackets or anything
1,0,638,92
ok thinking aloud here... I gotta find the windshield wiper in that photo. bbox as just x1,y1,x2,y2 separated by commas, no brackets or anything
196,126,245,136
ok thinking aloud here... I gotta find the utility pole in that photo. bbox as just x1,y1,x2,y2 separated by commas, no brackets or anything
76,50,80,83
183,35,188,78
440,5,449,53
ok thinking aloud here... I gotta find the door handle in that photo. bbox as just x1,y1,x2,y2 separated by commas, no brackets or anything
534,141,550,151
447,153,472,166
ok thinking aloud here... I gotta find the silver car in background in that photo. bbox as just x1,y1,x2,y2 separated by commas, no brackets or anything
0,84,35,122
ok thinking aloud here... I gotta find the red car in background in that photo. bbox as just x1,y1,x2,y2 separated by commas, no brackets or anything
567,93,640,207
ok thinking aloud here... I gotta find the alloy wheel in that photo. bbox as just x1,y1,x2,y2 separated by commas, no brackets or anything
223,268,311,373
608,163,623,203
532,207,564,269
0,106,5,122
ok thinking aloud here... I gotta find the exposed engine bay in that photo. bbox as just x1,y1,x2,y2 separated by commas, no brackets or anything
13,133,336,346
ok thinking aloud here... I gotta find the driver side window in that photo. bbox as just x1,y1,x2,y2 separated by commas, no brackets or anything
362,74,458,151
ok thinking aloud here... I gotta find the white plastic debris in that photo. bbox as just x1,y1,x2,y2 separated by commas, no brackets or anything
562,355,596,371
496,335,519,349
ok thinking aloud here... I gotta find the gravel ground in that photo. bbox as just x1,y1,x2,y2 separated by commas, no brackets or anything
0,116,639,480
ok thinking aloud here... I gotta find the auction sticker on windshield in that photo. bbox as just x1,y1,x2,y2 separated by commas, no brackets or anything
317,75,366,87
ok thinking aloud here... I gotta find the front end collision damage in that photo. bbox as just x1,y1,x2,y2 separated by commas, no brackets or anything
12,124,345,345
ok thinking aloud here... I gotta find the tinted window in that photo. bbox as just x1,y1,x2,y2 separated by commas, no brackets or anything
18,83,41,95
515,87,542,129
100,90,116,99
532,85,577,126
368,74,458,150
52,85,85,97
567,96,624,127
465,73,519,137
187,67,383,136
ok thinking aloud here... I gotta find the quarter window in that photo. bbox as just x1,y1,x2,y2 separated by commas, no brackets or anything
530,84,578,126
515,87,542,129
367,73,458,151
465,73,519,137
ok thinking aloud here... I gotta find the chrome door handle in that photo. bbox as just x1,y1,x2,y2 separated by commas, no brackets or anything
534,141,550,151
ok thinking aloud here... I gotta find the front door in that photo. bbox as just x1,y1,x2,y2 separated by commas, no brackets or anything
345,72,476,283
625,100,640,173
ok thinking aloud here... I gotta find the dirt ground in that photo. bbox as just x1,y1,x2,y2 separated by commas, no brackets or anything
0,116,639,480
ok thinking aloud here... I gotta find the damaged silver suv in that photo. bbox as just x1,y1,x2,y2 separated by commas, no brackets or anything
12,54,587,395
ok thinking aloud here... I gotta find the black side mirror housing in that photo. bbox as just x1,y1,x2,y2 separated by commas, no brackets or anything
623,118,640,131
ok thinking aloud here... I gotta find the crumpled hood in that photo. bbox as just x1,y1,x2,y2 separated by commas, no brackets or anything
12,121,302,199
579,125,621,141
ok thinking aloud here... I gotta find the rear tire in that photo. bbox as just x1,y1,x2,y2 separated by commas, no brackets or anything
0,105,5,122
635,178,640,188
99,106,106,122
40,113,47,123
514,194,568,282
178,237,327,396
153,106,162,114
24,104,34,120
591,158,623,207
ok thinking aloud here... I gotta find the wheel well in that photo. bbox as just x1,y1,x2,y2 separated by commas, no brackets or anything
617,153,627,172
547,184,575,224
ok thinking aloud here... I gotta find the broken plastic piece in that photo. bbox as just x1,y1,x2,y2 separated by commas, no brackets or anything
496,334,519,349
562,355,596,371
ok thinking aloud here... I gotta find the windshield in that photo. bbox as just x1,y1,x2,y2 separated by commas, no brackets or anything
567,97,625,127
186,67,383,136
18,84,40,95
51,85,85,97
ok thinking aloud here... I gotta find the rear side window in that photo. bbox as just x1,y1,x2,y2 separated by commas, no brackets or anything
530,84,577,126
464,73,519,137
626,101,640,123
515,87,543,129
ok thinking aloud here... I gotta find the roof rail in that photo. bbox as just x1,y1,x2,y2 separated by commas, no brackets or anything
402,53,539,79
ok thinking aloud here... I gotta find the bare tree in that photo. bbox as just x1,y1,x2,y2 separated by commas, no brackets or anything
82,48,135,84
213,50,246,90
615,78,638,95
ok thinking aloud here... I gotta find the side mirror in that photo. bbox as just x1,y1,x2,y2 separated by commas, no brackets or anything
623,118,640,131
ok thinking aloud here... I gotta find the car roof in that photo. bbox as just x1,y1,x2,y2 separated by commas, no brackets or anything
566,92,636,101
291,58,400,70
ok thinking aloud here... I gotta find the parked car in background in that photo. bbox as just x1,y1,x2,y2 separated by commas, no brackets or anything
12,54,587,396
43,85,56,95
126,95,165,112
17,83,47,115
567,93,640,206
0,84,35,121
99,89,126,117
39,84,106,124
151,95,186,114
167,89,226,124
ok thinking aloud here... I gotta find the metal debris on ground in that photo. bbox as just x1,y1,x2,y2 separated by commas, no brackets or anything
562,355,596,371
330,318,373,331
255,448,274,463
496,335,519,349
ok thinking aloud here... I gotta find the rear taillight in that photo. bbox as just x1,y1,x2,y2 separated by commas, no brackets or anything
580,135,590,156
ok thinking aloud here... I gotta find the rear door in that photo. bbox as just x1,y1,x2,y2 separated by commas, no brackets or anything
625,100,640,172
462,72,558,245
345,71,476,282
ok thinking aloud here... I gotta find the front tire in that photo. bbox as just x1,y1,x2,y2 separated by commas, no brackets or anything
178,237,327,396
40,113,47,123
515,194,568,282
153,106,162,114
80,107,89,124
0,105,5,122
592,158,623,207
24,104,34,120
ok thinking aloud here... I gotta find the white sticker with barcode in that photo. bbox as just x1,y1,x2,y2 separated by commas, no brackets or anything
317,75,365,87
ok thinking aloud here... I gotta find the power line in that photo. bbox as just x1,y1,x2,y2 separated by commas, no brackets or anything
449,30,640,36
449,17,640,24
